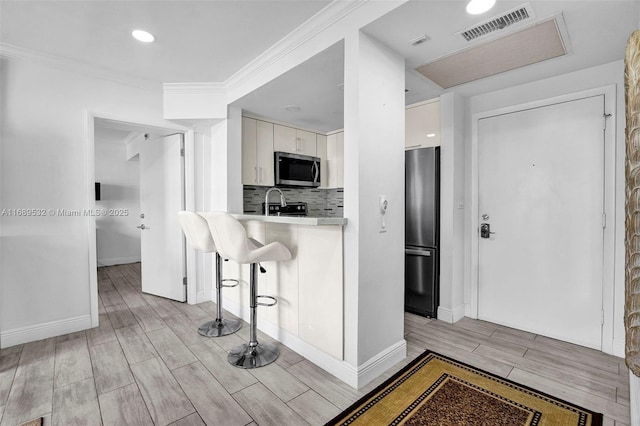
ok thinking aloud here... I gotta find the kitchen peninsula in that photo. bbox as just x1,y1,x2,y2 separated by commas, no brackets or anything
219,213,347,363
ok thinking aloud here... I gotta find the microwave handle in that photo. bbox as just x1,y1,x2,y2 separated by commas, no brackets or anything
312,161,319,183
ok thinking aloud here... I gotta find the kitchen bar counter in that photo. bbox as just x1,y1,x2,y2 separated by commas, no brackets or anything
220,215,345,361
233,213,347,226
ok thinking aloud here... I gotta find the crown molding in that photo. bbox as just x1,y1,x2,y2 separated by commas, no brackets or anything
0,42,162,92
163,82,226,93
224,0,367,100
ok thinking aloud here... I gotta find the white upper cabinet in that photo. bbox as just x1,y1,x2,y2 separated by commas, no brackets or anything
296,129,317,156
405,99,440,149
326,131,344,189
316,134,328,189
274,124,317,156
242,117,274,186
273,124,297,153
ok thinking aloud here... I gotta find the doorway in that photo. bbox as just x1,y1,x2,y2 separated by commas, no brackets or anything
89,116,191,324
470,87,616,352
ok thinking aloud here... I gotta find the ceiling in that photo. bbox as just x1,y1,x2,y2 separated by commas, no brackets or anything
2,1,639,133
0,0,331,82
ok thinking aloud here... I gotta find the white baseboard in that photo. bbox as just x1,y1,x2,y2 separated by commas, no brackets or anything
1,314,93,348
97,256,141,266
221,296,407,389
196,290,214,304
612,337,626,358
356,340,407,389
437,304,466,324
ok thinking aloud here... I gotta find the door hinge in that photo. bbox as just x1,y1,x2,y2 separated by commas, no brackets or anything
183,277,187,286
602,213,607,228
180,148,185,157
603,113,612,130
601,309,605,325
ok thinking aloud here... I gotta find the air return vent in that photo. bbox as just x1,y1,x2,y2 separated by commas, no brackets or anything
458,3,535,42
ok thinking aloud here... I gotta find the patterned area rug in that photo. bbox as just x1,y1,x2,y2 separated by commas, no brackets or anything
327,351,603,426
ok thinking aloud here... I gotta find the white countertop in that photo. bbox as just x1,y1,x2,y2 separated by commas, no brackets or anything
233,214,347,226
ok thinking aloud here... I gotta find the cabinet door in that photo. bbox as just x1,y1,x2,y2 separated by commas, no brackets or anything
273,124,297,153
326,132,344,189
256,120,274,186
242,117,258,185
336,132,344,188
405,100,440,149
316,134,328,189
296,129,317,156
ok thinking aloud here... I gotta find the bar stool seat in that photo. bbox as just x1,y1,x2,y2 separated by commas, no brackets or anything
177,211,241,337
201,211,291,368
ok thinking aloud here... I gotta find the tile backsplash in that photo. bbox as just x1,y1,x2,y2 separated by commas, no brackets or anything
243,186,344,217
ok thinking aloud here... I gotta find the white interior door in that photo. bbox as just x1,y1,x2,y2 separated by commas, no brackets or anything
478,95,605,350
139,133,186,301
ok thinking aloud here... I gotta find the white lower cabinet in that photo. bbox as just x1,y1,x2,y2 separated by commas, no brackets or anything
220,220,344,360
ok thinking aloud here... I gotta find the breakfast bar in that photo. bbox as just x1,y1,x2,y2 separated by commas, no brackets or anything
219,214,347,360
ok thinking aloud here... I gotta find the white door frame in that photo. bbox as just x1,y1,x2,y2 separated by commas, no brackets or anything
85,111,196,327
469,85,616,354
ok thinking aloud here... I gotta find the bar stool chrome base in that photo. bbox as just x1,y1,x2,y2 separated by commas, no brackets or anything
198,318,241,337
227,342,279,369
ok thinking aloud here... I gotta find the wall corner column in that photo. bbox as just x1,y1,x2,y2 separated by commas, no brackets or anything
438,92,466,323
343,29,407,388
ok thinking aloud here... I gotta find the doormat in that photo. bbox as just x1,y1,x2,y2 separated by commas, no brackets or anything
326,351,602,426
19,418,42,426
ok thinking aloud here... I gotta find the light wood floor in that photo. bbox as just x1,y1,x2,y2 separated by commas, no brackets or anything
0,263,631,426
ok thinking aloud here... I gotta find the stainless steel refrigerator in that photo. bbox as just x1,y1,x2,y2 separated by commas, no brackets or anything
405,147,440,318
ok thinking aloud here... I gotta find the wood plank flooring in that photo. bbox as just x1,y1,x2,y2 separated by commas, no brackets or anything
0,263,631,425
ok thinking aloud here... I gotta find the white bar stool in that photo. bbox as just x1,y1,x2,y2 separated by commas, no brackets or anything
201,211,291,368
177,211,241,337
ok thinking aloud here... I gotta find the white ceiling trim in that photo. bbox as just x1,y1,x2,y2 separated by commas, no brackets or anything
163,82,225,93
0,42,160,92
224,0,409,104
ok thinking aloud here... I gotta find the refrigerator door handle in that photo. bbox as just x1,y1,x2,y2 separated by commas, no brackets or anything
405,248,431,256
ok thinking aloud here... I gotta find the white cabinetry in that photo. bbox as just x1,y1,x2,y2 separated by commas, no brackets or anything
326,131,344,188
405,99,440,149
296,129,317,156
242,117,274,186
316,134,328,188
243,116,343,188
274,124,317,156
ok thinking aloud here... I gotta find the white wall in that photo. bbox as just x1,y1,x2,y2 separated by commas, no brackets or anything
462,60,626,356
0,54,175,346
95,135,141,266
438,92,466,322
343,30,406,382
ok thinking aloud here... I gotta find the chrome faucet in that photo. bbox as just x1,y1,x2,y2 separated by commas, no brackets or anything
265,187,287,216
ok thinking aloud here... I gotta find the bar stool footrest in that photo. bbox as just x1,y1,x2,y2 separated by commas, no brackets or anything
221,278,239,288
256,295,277,307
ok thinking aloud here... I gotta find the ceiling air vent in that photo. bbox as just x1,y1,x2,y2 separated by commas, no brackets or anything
458,3,535,42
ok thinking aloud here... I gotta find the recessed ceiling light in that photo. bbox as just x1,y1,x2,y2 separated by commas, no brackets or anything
284,105,301,112
466,0,496,15
132,30,156,43
426,133,436,138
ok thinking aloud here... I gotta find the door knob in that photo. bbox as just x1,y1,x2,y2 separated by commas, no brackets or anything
137,224,147,230
480,223,495,239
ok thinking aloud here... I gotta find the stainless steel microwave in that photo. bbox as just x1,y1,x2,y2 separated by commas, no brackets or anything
274,151,321,188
